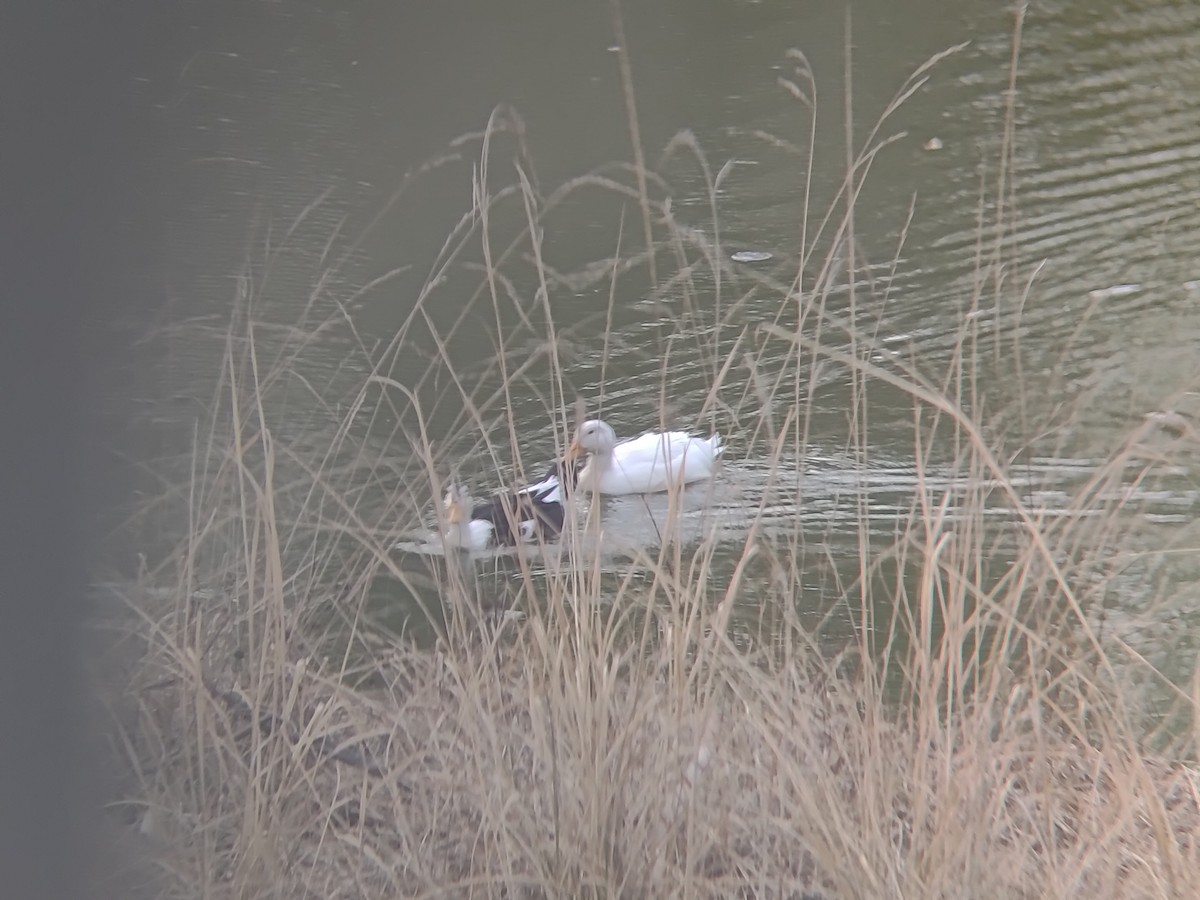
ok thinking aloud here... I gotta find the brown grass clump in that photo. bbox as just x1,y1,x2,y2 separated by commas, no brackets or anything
98,526,1200,900
95,9,1200,900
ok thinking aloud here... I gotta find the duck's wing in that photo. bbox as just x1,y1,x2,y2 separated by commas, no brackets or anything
614,431,706,468
471,462,557,519
516,494,566,542
516,458,577,505
670,432,723,464
469,494,507,524
471,485,565,546
516,493,565,537
515,465,568,533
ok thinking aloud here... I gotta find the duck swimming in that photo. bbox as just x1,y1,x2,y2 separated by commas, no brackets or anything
565,418,723,495
441,459,576,550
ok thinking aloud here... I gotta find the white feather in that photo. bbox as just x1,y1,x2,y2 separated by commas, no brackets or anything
571,419,723,495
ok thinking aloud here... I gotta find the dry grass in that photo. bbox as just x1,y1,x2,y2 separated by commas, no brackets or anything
94,10,1200,900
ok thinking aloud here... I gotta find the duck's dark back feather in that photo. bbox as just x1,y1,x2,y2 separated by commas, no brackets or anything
469,492,564,545
468,457,577,546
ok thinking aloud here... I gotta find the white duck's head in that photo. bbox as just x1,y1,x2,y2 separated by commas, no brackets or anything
567,419,618,460
443,483,473,527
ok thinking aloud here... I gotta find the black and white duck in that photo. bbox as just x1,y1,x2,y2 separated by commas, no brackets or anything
441,459,577,551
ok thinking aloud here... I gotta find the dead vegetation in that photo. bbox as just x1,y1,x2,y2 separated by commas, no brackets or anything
95,10,1200,899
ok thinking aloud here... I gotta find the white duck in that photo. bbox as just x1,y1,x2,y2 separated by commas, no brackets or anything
565,418,723,495
441,460,574,551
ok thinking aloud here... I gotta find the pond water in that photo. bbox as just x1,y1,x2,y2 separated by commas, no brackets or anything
117,0,1200,681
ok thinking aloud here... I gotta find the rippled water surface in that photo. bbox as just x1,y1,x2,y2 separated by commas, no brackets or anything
120,0,1200,680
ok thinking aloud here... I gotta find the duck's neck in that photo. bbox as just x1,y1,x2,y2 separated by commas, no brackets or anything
579,449,611,490
445,519,473,548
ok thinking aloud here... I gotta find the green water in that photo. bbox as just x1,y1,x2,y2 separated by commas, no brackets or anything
117,0,1200,686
